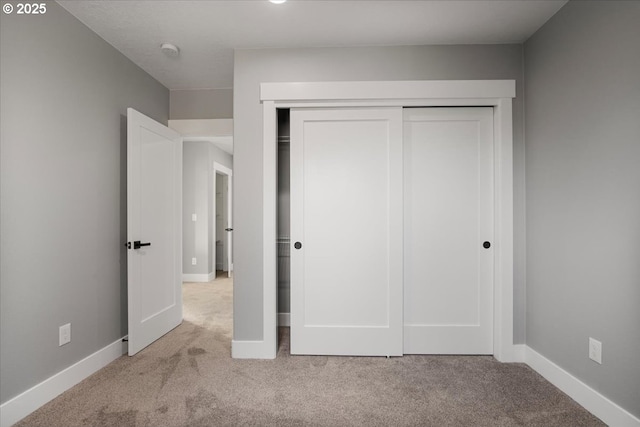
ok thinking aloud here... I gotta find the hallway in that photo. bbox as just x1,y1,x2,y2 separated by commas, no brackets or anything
183,274,233,338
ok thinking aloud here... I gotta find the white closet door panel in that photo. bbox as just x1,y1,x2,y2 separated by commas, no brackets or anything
403,107,494,355
290,108,403,356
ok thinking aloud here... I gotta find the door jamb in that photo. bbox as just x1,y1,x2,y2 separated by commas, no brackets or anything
247,80,515,361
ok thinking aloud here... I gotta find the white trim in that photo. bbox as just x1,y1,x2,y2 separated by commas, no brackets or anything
260,98,508,109
213,162,233,177
257,80,516,361
182,272,215,283
525,346,640,427
264,100,278,358
260,80,515,101
231,340,275,359
278,312,290,327
492,98,515,362
0,337,127,427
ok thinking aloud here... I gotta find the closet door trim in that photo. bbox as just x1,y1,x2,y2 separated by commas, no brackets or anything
249,80,515,362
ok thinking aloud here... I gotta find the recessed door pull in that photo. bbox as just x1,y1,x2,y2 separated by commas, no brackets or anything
483,241,491,249
133,241,151,249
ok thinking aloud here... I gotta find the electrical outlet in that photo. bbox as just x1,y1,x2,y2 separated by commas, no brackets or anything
589,337,602,364
59,323,71,346
191,213,197,222
191,257,197,265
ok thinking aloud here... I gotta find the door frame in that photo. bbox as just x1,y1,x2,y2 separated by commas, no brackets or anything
213,162,233,277
255,80,515,361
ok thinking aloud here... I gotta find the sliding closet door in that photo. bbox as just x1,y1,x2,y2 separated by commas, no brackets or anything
290,108,403,356
404,108,494,354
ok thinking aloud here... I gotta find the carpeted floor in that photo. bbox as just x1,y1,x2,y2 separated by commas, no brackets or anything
16,274,605,427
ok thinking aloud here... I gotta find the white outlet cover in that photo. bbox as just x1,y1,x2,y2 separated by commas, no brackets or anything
192,213,197,222
589,337,602,364
59,323,71,346
191,257,197,265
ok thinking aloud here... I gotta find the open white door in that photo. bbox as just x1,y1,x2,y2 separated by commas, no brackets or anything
127,108,182,356
290,107,403,356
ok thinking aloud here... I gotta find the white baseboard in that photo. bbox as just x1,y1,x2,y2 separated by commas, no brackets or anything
0,337,127,427
278,312,290,327
231,340,275,359
182,272,215,283
525,346,639,427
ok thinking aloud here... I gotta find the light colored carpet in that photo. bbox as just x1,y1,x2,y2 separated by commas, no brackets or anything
16,275,604,427
182,273,233,335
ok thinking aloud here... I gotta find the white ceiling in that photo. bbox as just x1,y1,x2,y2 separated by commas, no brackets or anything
58,0,567,91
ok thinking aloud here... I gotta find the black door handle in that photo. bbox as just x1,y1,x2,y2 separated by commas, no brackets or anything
483,241,491,249
294,242,302,249
133,241,151,249
225,228,233,232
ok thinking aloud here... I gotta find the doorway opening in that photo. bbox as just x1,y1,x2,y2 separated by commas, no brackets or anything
182,159,234,344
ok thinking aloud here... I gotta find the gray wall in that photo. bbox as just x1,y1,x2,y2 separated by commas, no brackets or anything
183,142,210,275
0,2,169,404
182,142,232,276
233,45,526,342
170,89,233,120
524,1,640,418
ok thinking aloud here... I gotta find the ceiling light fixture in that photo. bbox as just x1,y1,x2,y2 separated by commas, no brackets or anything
161,43,180,58
269,0,286,4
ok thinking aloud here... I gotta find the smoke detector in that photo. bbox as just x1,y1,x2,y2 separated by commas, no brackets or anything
161,43,180,58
